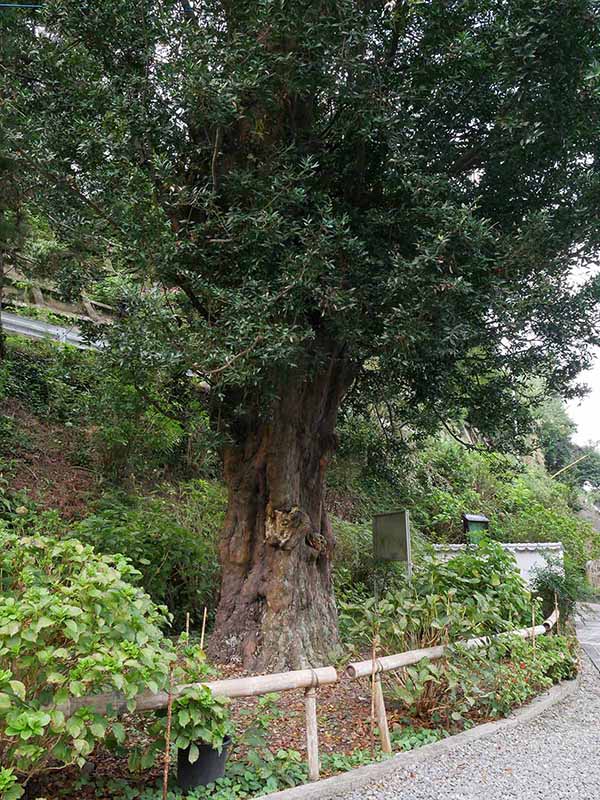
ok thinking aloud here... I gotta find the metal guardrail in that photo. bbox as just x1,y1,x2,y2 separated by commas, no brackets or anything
1,310,98,350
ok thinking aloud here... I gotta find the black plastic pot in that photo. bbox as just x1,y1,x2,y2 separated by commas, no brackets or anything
177,736,232,791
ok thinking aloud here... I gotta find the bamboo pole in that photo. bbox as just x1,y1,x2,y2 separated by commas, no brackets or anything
200,607,208,651
346,610,559,679
304,687,320,781
551,452,592,479
55,665,339,718
373,674,392,754
162,666,175,800
370,635,377,755
52,612,558,720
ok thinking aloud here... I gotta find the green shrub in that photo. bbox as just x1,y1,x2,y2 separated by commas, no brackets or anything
0,527,176,782
441,633,576,725
87,375,187,481
339,540,535,655
74,480,226,629
385,633,577,728
411,540,534,628
530,558,589,622
332,517,374,593
338,540,574,727
0,337,219,482
493,472,600,573
0,337,96,422
0,528,232,793
0,768,22,800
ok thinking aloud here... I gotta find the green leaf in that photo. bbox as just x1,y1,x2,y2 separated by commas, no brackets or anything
9,682,26,701
90,722,106,739
177,709,190,728
112,722,126,744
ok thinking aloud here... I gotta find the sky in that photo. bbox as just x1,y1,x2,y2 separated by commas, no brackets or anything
567,352,600,448
564,264,600,448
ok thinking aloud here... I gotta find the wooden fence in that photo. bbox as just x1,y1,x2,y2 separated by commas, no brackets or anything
57,609,559,783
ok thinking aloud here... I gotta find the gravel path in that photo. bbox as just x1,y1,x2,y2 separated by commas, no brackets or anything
337,649,600,799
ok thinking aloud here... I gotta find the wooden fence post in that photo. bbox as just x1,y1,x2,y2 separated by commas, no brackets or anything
373,674,392,754
304,687,320,781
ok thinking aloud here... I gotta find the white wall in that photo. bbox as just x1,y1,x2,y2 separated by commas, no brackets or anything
432,542,564,585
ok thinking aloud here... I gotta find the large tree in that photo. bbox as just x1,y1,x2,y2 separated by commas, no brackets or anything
3,0,600,668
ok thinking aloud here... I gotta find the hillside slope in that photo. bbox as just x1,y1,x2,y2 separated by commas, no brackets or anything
2,335,598,631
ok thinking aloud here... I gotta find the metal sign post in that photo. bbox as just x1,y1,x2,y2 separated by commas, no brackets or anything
372,509,413,597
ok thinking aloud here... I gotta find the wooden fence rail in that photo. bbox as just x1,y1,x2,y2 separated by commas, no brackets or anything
346,608,559,754
54,610,559,783
346,609,559,679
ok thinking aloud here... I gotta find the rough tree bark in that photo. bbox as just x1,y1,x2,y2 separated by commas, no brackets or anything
210,350,355,671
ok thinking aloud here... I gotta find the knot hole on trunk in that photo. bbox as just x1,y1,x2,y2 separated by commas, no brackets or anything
265,504,312,549
305,530,328,557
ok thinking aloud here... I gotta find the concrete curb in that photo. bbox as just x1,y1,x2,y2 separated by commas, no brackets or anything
258,675,580,800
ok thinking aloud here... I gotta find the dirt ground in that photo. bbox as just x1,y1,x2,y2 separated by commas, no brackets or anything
1,399,99,518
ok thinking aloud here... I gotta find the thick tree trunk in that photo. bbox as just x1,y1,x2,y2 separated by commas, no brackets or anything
210,357,353,671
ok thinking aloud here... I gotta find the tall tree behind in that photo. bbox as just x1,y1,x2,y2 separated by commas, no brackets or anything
0,148,26,362
0,10,29,360
3,0,600,667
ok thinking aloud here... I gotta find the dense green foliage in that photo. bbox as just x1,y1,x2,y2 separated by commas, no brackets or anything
331,431,600,594
0,338,89,420
536,397,600,488
339,541,536,652
531,561,590,622
0,528,232,792
74,483,225,629
4,0,600,449
387,633,578,727
0,336,218,481
0,529,173,778
340,542,577,729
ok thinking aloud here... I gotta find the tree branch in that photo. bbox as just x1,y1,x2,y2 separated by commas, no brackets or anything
175,277,211,322
211,127,223,195
14,149,124,235
435,412,482,451
450,148,484,176
203,334,263,378
385,25,400,67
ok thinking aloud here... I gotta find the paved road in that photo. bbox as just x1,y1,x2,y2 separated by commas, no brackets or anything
577,603,600,673
338,608,600,800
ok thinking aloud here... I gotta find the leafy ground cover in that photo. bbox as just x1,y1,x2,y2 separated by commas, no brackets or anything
0,338,587,799
0,521,578,800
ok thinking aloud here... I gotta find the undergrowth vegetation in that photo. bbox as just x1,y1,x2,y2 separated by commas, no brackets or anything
0,528,233,794
0,337,589,799
73,484,225,629
340,542,577,730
